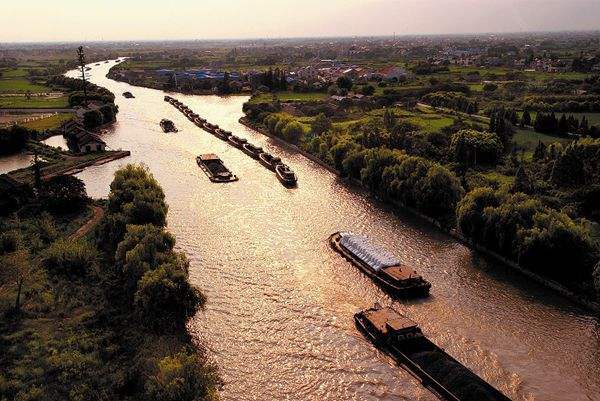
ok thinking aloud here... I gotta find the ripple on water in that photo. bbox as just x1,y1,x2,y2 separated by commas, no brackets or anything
71,62,600,401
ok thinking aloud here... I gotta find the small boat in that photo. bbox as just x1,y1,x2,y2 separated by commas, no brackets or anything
104,61,109,64
258,153,281,171
85,67,91,71
355,304,511,401
213,128,230,141
329,232,430,298
196,154,238,183
275,163,297,187
164,95,173,102
95,63,100,66
160,119,178,133
122,91,134,98
242,143,263,159
227,135,247,149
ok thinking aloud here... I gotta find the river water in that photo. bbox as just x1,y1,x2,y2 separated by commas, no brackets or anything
67,61,600,401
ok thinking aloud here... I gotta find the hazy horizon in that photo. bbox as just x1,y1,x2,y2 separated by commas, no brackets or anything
2,0,600,43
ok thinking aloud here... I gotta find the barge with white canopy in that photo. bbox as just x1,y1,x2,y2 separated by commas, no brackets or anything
329,232,430,297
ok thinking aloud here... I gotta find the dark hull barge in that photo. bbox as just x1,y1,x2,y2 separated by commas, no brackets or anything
329,232,430,298
196,154,238,183
355,305,512,401
228,135,247,149
242,143,263,159
160,119,177,133
258,153,281,171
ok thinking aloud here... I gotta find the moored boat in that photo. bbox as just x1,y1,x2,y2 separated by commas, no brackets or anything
329,232,430,297
196,154,238,183
159,119,178,133
241,143,263,159
258,153,281,171
122,91,134,98
355,304,511,401
227,135,247,149
275,163,297,187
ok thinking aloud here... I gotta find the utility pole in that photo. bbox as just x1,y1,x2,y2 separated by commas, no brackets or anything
77,46,88,106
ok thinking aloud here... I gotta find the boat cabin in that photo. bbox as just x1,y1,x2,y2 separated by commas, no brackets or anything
362,307,422,341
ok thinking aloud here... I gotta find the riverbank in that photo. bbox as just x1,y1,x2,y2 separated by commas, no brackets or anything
240,116,600,313
0,165,220,401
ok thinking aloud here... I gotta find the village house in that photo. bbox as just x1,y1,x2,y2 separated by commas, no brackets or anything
59,121,107,154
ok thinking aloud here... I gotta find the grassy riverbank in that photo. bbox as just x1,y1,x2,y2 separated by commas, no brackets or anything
0,165,220,401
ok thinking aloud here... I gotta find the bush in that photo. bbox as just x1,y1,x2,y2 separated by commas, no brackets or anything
42,239,97,280
282,121,304,144
134,265,205,332
145,350,219,401
40,175,88,214
83,109,104,129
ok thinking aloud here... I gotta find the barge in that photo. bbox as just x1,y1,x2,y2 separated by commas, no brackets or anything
329,232,430,298
213,128,230,141
242,143,263,159
196,154,238,183
228,135,247,149
160,119,178,133
355,304,512,401
258,153,281,171
275,163,297,187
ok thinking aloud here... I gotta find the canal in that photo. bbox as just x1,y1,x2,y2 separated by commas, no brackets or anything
68,61,600,401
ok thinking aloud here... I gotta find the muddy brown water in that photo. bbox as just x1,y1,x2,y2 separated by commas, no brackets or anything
65,61,600,401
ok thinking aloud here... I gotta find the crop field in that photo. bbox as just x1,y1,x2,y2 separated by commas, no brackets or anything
20,113,73,131
0,95,69,108
0,78,53,93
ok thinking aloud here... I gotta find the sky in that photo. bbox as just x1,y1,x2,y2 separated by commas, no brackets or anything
1,0,600,42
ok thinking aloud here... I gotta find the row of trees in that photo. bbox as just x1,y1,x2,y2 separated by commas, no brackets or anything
457,188,597,284
263,113,306,144
421,91,479,114
533,112,598,137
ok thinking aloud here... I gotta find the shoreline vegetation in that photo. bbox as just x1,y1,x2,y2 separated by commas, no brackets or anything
240,94,600,312
0,165,220,401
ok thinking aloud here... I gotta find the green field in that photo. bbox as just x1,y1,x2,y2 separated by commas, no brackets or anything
0,78,53,93
249,91,328,104
0,95,69,108
21,113,74,131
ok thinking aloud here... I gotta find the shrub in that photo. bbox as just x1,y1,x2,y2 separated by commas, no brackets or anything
42,239,97,280
83,109,104,129
145,350,219,401
282,121,304,144
134,265,205,332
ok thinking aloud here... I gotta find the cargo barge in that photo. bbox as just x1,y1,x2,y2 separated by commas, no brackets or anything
355,304,512,401
329,232,430,298
160,119,178,133
196,154,238,183
164,98,298,187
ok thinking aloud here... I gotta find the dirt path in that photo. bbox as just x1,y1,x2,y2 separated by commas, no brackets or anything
70,205,104,240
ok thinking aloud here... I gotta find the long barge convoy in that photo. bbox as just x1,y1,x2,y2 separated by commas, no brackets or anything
329,232,430,298
355,304,512,401
163,95,297,187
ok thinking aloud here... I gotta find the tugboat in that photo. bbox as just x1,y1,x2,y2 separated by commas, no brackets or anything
258,153,281,171
122,91,135,99
227,135,248,149
355,304,511,401
242,143,263,159
196,154,238,183
275,163,297,187
329,232,430,297
159,119,178,133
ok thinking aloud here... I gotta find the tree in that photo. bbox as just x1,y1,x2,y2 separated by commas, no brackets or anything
310,113,332,135
42,239,97,280
83,109,104,129
521,110,532,127
1,248,34,313
77,46,88,106
415,165,464,219
336,76,353,91
145,350,219,401
134,265,205,332
361,85,375,96
383,109,397,131
450,129,503,166
512,165,533,193
282,121,304,144
40,175,88,214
